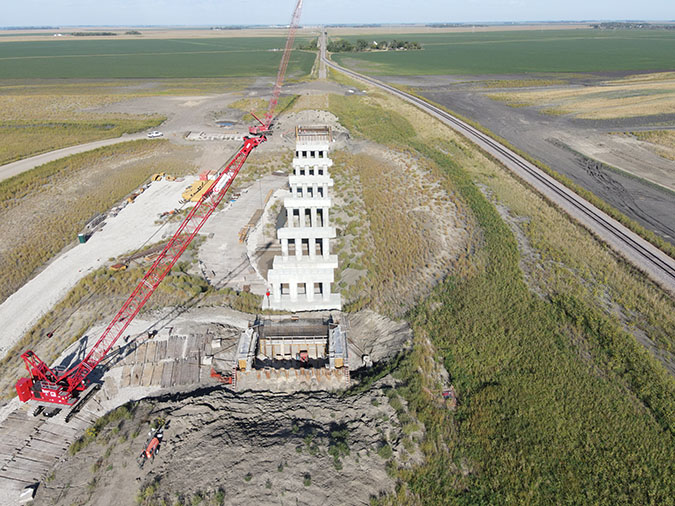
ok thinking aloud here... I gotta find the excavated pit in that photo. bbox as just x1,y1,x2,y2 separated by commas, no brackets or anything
33,377,420,506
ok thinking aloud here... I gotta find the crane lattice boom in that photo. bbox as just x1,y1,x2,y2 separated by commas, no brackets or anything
250,0,304,134
15,0,305,410
16,137,264,406
265,0,304,128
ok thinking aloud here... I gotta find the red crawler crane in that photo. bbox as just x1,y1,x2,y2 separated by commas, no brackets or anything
14,0,304,413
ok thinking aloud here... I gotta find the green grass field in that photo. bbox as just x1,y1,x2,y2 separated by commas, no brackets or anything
0,38,315,78
327,82,675,504
331,30,675,75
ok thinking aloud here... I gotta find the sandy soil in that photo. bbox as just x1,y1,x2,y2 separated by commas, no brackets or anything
386,74,675,245
90,93,242,138
198,174,288,295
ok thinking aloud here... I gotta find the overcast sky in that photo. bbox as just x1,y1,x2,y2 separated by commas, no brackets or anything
3,0,674,27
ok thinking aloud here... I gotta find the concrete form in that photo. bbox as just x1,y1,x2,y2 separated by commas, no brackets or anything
265,126,341,311
234,316,349,390
236,317,349,386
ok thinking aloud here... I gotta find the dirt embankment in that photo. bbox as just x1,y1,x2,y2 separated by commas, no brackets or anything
35,377,419,506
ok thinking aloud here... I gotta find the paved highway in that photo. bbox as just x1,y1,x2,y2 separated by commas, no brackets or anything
323,56,675,296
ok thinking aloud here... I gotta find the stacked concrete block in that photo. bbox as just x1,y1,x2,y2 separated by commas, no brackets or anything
265,127,342,311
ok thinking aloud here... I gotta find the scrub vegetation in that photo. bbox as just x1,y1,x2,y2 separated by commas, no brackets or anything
332,30,675,75
69,402,136,456
228,94,298,124
0,119,162,166
330,148,469,316
0,88,165,164
327,74,675,504
630,129,675,161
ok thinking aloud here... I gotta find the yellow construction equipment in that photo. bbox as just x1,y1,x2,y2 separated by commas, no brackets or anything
238,225,251,243
181,181,210,202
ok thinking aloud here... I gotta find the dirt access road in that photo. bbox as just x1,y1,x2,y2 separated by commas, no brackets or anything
384,74,675,246
0,92,243,184
0,134,149,184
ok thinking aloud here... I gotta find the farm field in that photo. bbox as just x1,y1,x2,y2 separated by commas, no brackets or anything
0,37,316,78
331,29,675,75
488,71,675,119
0,26,323,42
0,24,590,42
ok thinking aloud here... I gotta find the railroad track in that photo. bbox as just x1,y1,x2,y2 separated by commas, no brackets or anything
323,57,675,296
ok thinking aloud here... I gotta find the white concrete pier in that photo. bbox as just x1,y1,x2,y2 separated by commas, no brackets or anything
265,126,342,311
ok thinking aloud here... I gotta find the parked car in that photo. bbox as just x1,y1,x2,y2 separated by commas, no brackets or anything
147,131,163,138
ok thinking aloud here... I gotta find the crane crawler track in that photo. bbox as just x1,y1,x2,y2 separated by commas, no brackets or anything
323,57,675,295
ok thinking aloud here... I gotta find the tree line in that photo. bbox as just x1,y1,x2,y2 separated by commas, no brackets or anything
326,38,422,53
